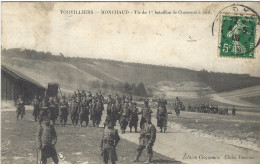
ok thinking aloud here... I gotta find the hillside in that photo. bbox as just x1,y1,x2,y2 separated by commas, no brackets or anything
2,48,260,99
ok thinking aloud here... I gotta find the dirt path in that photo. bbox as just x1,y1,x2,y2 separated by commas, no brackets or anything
117,117,260,164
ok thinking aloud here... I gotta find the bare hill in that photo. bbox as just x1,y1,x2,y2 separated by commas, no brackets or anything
2,48,260,97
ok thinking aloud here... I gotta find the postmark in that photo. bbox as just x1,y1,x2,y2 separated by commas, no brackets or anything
219,14,257,58
212,4,260,59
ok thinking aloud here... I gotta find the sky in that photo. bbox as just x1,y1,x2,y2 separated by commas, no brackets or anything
2,2,260,76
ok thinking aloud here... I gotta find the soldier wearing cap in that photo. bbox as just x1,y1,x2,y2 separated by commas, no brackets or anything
59,96,69,126
16,95,25,122
132,115,156,163
37,118,59,164
119,98,131,134
129,102,139,133
100,116,120,164
32,96,40,122
39,96,50,125
139,98,153,129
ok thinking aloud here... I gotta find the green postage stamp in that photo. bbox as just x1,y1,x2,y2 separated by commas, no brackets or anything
219,14,257,58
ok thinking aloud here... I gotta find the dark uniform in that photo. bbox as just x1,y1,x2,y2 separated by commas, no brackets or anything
120,101,131,134
32,96,40,122
37,119,59,164
156,102,168,133
100,117,120,164
129,102,139,133
16,95,25,121
39,97,50,125
49,98,57,125
140,99,153,129
133,116,156,163
107,100,117,127
59,96,69,126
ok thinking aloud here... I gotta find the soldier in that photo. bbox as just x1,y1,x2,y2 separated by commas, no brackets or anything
132,115,156,163
49,97,57,125
39,97,50,125
100,116,120,164
37,118,59,164
90,99,97,127
32,96,40,122
139,99,153,129
120,99,131,134
16,95,25,122
129,102,139,133
107,99,117,127
232,106,236,116
157,101,168,133
59,96,69,127
96,99,103,127
79,96,90,127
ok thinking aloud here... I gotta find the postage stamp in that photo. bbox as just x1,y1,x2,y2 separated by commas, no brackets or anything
219,14,257,58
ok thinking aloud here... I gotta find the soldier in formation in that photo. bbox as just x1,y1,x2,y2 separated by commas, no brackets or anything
156,98,168,133
32,96,40,122
59,96,69,126
16,95,25,122
119,98,131,134
129,102,139,133
139,98,153,129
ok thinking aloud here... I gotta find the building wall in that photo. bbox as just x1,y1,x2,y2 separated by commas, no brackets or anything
1,70,46,105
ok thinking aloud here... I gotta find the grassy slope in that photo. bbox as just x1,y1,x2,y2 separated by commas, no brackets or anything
2,49,260,97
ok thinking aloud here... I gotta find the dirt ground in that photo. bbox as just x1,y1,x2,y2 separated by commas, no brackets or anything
1,110,180,164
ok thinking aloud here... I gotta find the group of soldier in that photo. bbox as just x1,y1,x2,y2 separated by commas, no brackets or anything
187,104,236,116
14,90,157,164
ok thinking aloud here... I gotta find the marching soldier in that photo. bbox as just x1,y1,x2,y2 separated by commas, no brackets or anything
120,99,131,134
129,102,139,133
49,97,57,125
16,95,25,122
59,96,69,126
132,115,156,163
107,99,117,127
157,101,168,133
100,116,120,164
39,97,50,125
37,118,59,164
32,96,40,122
139,98,153,129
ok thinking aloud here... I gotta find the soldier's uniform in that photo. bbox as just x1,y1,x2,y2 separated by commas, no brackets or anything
16,95,25,121
32,96,40,121
133,116,156,163
157,103,168,133
100,117,120,164
59,96,69,126
39,97,50,125
120,101,131,134
140,99,153,129
37,119,58,164
107,101,117,126
129,102,139,133
49,98,57,125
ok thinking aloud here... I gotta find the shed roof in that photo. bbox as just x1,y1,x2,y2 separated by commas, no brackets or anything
1,64,47,89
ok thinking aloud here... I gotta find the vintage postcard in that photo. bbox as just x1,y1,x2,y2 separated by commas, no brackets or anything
1,2,260,164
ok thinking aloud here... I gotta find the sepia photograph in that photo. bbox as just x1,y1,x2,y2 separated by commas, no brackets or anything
1,2,260,164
